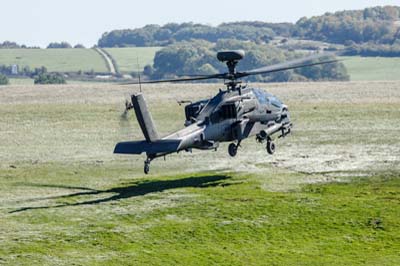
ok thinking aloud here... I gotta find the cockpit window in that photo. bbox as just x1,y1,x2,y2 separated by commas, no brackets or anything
253,88,282,108
253,89,268,104
270,97,282,108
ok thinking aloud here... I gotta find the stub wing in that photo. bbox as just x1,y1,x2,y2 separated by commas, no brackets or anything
114,139,181,155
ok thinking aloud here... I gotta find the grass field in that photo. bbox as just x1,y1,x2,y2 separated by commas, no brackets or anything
0,48,108,73
104,47,162,73
7,78,34,85
340,56,400,81
0,82,399,265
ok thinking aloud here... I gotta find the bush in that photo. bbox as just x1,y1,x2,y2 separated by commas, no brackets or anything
47,42,72,49
0,74,9,85
34,73,66,84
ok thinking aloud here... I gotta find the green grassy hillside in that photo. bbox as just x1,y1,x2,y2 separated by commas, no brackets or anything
105,47,162,73
341,56,400,81
0,48,108,72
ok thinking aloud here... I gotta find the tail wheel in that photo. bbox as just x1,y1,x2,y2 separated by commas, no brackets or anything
228,143,238,157
144,159,151,175
266,141,276,155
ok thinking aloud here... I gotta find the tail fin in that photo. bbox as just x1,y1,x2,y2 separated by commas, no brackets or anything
132,93,159,142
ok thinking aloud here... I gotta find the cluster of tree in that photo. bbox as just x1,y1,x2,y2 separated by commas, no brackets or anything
98,22,295,47
34,72,66,84
0,41,39,49
47,42,86,49
148,39,349,82
295,6,400,44
0,74,9,85
0,65,66,84
0,65,50,77
343,43,400,57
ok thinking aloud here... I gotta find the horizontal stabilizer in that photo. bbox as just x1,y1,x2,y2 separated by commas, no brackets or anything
114,139,181,155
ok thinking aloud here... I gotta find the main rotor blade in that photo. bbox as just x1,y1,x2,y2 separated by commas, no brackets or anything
119,52,341,85
244,52,336,75
120,74,222,85
236,58,340,79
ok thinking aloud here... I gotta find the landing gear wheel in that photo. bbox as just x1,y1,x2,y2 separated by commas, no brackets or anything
228,143,238,157
266,141,276,155
144,160,150,175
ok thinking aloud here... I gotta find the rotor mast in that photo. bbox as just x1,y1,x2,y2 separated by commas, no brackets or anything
217,50,245,91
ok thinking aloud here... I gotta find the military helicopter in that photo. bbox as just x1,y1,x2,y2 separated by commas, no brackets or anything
115,50,338,174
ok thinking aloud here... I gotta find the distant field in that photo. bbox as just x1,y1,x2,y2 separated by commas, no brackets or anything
8,78,34,85
105,47,162,73
340,56,400,81
0,49,108,73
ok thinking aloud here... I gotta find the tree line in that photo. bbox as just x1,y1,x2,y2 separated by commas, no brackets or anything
0,41,39,49
98,6,400,50
98,22,292,48
146,39,349,82
295,6,400,45
0,41,86,49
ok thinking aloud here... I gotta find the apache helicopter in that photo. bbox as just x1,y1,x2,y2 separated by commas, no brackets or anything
115,50,337,174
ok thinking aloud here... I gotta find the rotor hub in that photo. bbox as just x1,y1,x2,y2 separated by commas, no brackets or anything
216,50,246,90
217,50,245,76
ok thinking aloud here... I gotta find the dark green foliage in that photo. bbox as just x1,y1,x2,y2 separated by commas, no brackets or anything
344,43,400,57
74,44,86,49
98,6,399,49
0,41,22,49
0,64,38,77
47,42,72,49
143,65,154,76
0,41,38,49
34,72,66,84
151,39,349,82
295,6,400,44
0,74,8,85
98,22,295,47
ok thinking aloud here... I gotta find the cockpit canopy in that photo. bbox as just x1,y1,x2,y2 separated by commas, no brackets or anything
253,88,283,108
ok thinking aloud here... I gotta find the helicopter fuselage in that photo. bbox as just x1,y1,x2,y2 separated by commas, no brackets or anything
164,86,290,150
114,86,292,174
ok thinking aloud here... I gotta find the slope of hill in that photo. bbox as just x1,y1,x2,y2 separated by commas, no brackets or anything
104,47,162,73
0,48,108,73
341,56,400,81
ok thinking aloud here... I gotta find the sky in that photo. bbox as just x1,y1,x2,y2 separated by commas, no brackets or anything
1,0,399,47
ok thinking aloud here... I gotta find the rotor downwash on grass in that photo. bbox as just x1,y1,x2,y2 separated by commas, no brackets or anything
0,81,399,265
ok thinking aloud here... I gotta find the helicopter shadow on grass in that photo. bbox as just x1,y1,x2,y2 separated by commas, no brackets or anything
9,174,233,213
